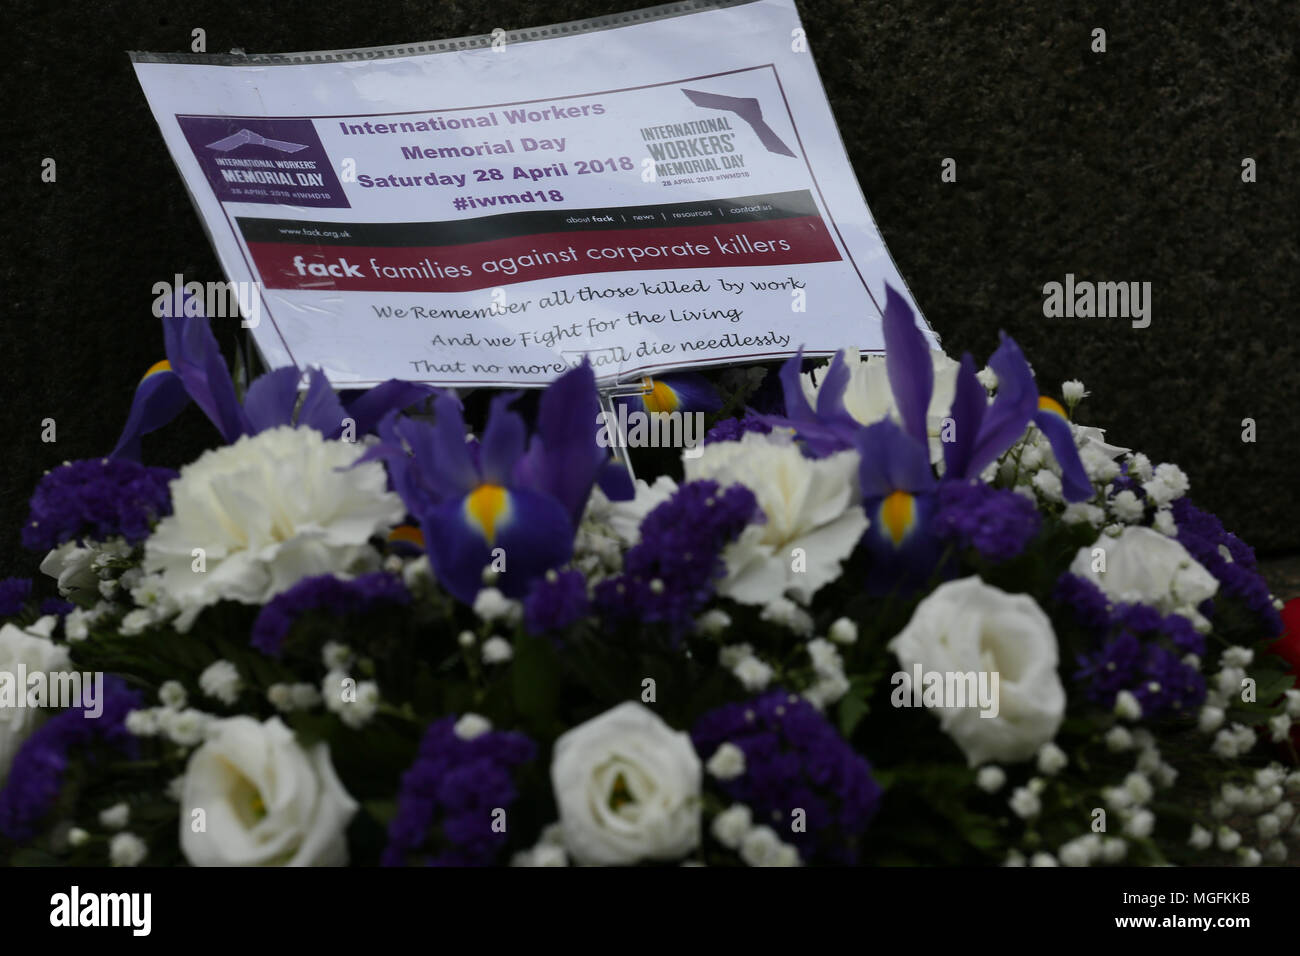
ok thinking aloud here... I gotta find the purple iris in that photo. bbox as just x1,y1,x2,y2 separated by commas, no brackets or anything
110,306,433,459
364,361,633,605
877,284,1092,501
855,419,943,594
767,348,864,457
769,284,1092,502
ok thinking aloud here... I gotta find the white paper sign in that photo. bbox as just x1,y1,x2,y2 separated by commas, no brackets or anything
132,0,938,388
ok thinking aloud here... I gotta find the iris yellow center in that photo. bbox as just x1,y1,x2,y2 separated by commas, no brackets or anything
465,484,509,543
142,359,172,381
641,377,679,414
1037,395,1067,418
387,524,425,548
880,490,915,546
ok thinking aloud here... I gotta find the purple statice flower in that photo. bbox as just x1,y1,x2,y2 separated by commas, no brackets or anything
523,568,589,635
382,716,536,866
1052,573,1113,637
1071,597,1207,719
594,480,756,640
22,458,177,551
931,479,1042,562
1075,637,1205,720
705,413,773,445
0,676,142,841
693,690,883,864
250,572,410,657
0,578,32,617
1115,602,1205,657
39,598,75,617
1172,498,1281,636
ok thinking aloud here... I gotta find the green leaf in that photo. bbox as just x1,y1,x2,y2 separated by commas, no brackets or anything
838,688,870,738
363,799,398,825
512,631,561,729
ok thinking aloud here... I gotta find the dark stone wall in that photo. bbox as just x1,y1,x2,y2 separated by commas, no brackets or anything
2,0,1296,582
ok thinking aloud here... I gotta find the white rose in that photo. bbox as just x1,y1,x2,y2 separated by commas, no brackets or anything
144,427,404,631
0,622,72,784
550,701,701,865
685,431,868,604
180,716,358,866
1069,526,1218,623
889,577,1066,766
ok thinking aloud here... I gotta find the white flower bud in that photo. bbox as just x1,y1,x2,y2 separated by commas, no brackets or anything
109,832,147,867
1037,743,1068,775
695,609,731,636
1197,706,1225,734
267,683,294,712
454,713,492,741
98,803,130,830
1187,824,1212,850
1124,772,1154,805
706,742,747,781
1216,827,1241,851
1114,690,1142,721
976,766,1006,793
481,636,513,664
828,617,858,645
197,660,242,706
711,804,753,850
1009,787,1041,819
1105,726,1133,751
1123,809,1155,839
472,587,515,623
158,680,187,710
733,656,773,692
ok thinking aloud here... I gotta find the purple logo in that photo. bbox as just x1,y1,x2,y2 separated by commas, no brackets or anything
681,89,796,158
177,116,348,208
205,128,309,153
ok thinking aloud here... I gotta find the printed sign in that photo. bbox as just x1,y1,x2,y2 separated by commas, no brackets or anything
132,0,938,388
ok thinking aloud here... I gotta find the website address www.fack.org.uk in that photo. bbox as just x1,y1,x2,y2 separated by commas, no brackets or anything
1115,915,1250,929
